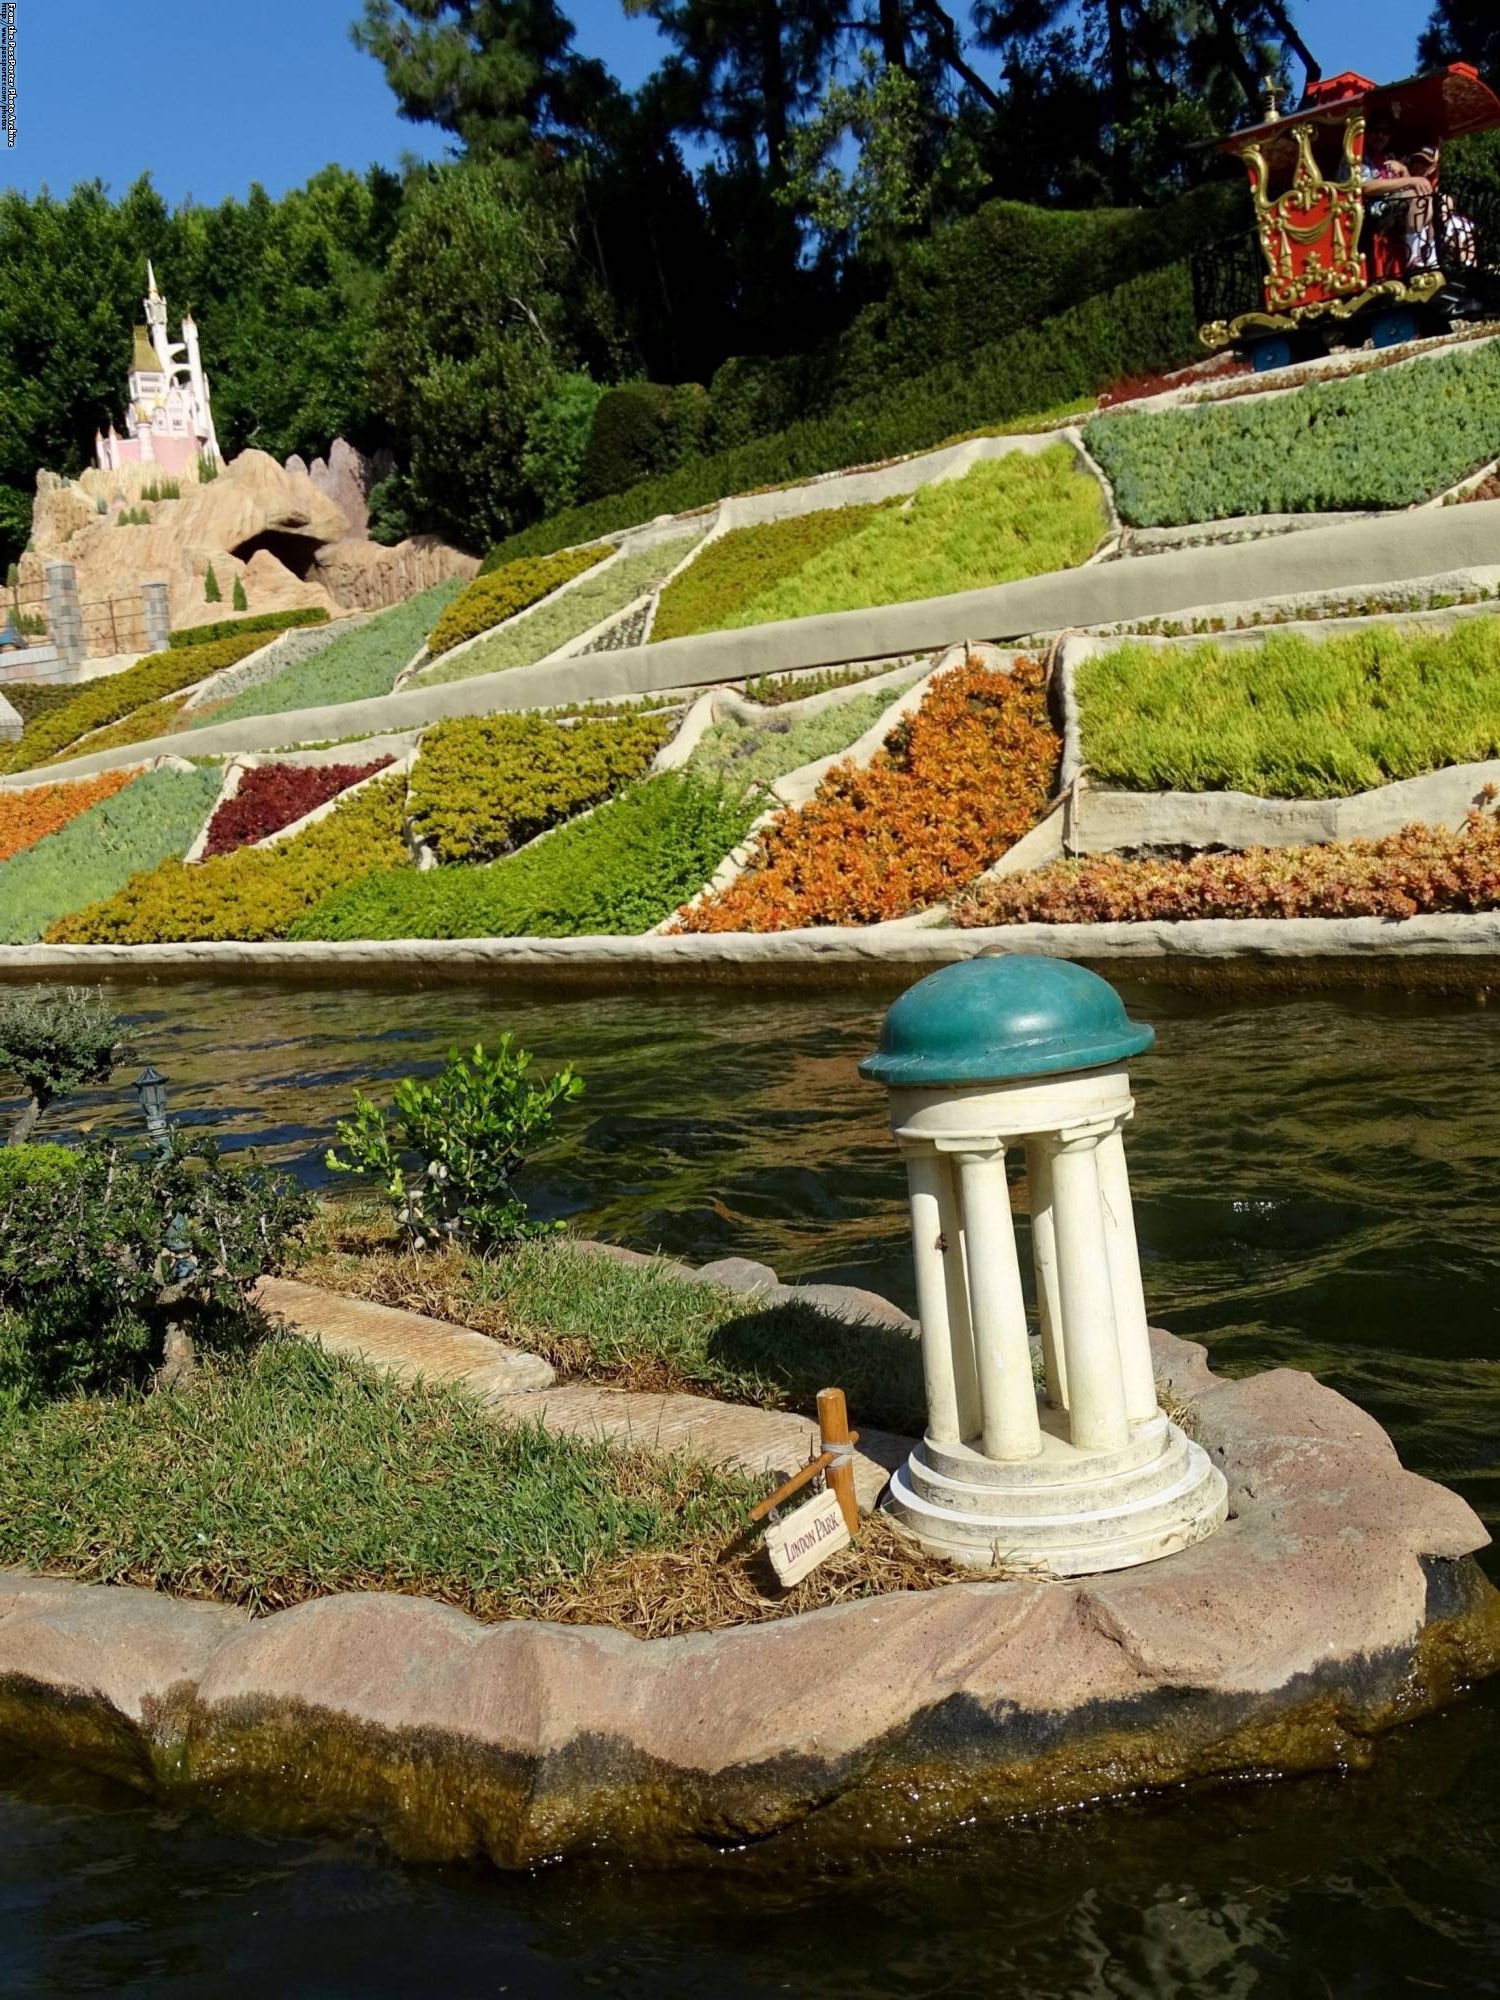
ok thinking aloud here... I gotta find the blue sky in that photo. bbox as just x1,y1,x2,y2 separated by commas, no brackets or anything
7,0,1430,208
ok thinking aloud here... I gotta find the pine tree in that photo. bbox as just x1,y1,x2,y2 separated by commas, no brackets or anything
203,561,221,604
231,574,248,611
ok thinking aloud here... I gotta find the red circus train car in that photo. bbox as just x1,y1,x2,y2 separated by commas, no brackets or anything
1194,63,1500,371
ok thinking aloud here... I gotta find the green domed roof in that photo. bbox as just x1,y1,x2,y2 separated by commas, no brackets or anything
860,955,1154,1087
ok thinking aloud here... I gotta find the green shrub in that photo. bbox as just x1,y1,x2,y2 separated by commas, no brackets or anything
204,562,221,604
6,631,271,772
0,1136,311,1404
426,547,604,660
410,710,670,862
1085,342,1500,527
521,372,606,514
579,382,711,502
0,989,124,1144
480,263,1197,570
651,504,878,643
328,1038,583,1250
0,764,221,943
418,534,704,688
688,687,898,793
169,606,330,649
231,576,248,612
46,770,410,945
1076,619,1500,798
293,772,759,941
0,1144,79,1200
195,581,462,726
0,681,81,742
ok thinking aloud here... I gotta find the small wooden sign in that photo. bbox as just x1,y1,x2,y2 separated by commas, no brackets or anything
764,1487,852,1586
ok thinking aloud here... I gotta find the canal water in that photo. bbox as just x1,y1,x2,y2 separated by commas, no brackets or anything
2,974,1498,1995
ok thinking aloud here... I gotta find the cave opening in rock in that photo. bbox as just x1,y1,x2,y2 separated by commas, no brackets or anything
230,529,322,581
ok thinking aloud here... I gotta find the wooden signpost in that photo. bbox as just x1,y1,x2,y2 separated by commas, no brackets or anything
750,1387,860,1587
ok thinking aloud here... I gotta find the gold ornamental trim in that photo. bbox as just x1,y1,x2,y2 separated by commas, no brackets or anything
1198,271,1447,352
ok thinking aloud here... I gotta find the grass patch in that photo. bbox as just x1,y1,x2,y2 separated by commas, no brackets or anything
297,1228,928,1436
1077,620,1500,797
197,582,462,726
291,770,759,941
652,506,878,643
418,533,704,688
0,1338,750,1618
688,688,898,792
1085,340,1500,526
701,448,1101,633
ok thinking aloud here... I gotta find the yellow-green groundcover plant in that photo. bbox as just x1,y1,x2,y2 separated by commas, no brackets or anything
425,547,606,659
650,446,1103,640
1077,619,1500,798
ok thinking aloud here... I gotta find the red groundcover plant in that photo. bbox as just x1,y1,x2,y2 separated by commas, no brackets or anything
202,759,393,859
672,656,1058,932
954,808,1500,926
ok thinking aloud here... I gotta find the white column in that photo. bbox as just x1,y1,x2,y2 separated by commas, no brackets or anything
1098,1119,1158,1423
935,1153,982,1441
954,1149,1042,1461
1024,1135,1068,1410
1048,1129,1130,1454
903,1146,963,1445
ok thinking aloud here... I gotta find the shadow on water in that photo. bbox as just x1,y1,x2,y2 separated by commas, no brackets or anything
2,973,1499,1991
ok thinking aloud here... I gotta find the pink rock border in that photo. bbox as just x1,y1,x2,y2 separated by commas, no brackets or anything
0,1330,1496,1868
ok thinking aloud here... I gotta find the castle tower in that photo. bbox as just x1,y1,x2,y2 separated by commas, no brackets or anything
96,263,222,477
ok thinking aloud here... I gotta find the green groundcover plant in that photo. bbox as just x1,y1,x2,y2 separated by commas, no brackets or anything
197,580,463,726
292,771,759,941
409,710,670,863
327,1039,582,1250
651,505,877,643
0,1338,751,1616
1077,620,1500,797
6,632,270,773
168,607,330,649
1085,340,1500,527
0,764,221,944
688,688,897,792
426,547,605,658
675,448,1102,637
416,533,704,688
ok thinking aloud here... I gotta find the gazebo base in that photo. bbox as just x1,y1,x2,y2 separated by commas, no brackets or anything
884,1408,1229,1575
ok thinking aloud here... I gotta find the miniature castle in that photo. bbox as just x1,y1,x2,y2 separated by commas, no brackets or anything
95,262,221,478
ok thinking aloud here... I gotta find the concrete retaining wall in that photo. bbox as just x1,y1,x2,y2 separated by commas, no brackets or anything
21,502,1500,786
3,910,1498,983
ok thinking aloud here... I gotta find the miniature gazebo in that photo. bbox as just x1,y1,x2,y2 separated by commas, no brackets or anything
861,955,1227,1575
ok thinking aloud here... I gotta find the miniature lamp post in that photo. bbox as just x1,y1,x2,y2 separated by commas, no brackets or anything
861,955,1227,1575
133,1064,172,1159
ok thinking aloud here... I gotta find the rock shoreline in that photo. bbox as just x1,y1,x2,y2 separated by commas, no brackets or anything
0,1330,1495,1867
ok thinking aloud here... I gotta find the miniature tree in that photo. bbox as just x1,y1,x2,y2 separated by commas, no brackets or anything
0,988,126,1145
204,561,222,604
231,574,248,611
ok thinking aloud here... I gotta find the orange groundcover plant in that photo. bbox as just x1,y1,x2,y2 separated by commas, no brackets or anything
953,809,1500,925
673,656,1058,932
0,768,135,864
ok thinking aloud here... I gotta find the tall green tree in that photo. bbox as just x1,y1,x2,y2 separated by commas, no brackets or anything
351,0,618,156
1419,2,1500,81
364,157,621,548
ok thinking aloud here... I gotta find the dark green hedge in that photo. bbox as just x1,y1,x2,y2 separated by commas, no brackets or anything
579,382,711,502
167,607,331,649
482,261,1199,572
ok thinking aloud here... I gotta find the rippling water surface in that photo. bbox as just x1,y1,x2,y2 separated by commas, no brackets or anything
2,974,1498,1995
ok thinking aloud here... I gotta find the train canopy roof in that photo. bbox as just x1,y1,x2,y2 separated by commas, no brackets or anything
1212,63,1500,173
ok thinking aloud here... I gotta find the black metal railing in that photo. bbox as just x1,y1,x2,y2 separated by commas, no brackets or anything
1190,227,1265,332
